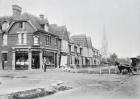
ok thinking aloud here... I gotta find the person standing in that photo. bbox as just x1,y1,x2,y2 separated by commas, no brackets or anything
43,57,47,72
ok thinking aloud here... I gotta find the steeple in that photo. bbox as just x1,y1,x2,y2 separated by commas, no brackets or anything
101,24,108,58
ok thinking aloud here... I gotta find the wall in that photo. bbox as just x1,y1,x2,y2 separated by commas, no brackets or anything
82,47,88,57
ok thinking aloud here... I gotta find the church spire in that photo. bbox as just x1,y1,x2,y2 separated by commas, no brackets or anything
101,24,108,58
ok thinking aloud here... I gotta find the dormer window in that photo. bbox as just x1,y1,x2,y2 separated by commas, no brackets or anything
40,24,45,29
41,24,48,32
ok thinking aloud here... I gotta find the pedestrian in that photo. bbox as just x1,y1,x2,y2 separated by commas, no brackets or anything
43,57,47,72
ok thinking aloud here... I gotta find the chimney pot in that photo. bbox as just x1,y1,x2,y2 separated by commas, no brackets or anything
12,4,22,19
39,14,45,19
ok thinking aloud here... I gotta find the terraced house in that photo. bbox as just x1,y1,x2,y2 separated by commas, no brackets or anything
0,4,101,70
0,5,61,70
49,24,70,68
70,35,95,68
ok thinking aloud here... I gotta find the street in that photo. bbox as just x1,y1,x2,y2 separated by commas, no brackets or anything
0,69,140,99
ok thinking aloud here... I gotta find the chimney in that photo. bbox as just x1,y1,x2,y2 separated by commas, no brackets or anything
39,14,45,19
12,4,22,19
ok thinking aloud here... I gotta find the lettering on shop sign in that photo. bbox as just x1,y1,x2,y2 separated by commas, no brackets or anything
16,49,29,51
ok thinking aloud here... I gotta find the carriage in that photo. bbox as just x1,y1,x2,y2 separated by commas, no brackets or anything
116,57,140,74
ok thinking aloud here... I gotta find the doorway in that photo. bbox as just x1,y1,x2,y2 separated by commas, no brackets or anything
1,53,8,70
32,51,40,69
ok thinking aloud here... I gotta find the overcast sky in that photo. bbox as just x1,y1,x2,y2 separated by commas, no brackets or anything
0,0,140,58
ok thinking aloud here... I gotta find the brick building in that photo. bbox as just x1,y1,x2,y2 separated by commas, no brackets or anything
70,35,95,68
49,24,70,68
0,5,61,70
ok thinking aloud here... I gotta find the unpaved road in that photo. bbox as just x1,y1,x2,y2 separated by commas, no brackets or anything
0,70,139,99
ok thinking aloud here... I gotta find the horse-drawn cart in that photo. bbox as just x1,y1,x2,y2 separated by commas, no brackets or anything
116,57,140,75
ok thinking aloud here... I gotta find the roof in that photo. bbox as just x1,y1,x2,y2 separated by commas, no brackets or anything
49,24,70,41
70,34,89,47
87,37,93,48
0,12,49,31
0,16,13,24
20,13,49,31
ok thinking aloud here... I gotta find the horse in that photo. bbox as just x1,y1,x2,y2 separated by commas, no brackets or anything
115,61,132,74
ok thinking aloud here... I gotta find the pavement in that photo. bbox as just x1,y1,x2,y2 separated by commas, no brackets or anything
0,68,139,99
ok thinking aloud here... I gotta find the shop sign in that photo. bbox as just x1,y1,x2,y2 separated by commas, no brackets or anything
16,49,29,52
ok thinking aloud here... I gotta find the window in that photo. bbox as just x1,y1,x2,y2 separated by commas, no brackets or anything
2,53,7,61
80,48,82,55
18,33,27,44
54,38,57,47
69,45,71,53
41,24,45,29
45,24,48,32
3,34,7,45
74,46,77,53
46,35,51,45
34,36,39,45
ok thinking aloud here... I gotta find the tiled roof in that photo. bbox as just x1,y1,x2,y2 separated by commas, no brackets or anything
87,37,93,48
0,13,49,32
0,16,13,23
20,13,49,31
71,34,89,47
49,24,69,41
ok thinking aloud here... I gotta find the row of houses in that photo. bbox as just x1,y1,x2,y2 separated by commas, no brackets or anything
0,5,101,70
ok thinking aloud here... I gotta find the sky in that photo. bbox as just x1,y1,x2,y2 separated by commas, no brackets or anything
0,0,140,58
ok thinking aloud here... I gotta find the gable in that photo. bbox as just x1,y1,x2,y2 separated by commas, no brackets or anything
63,31,69,41
8,21,36,34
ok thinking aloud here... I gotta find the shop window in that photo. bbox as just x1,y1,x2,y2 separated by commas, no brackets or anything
18,33,27,44
34,36,39,45
16,51,28,70
3,34,7,45
2,53,7,61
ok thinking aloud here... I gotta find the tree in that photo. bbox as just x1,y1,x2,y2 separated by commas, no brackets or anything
109,53,118,65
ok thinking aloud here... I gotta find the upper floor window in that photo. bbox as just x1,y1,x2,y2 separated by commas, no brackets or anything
34,36,39,45
69,45,71,53
3,34,7,45
45,24,48,32
54,38,58,47
46,35,51,45
74,46,77,53
18,33,27,45
80,48,82,55
19,22,24,29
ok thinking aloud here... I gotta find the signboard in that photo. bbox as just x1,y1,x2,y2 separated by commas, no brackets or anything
15,49,29,52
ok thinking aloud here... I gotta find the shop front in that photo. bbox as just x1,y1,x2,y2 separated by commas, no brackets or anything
13,48,41,70
43,51,56,68
15,51,29,70
12,47,59,70
32,51,40,69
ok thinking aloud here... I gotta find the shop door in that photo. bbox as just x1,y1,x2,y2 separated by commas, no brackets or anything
2,53,8,70
32,51,40,69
